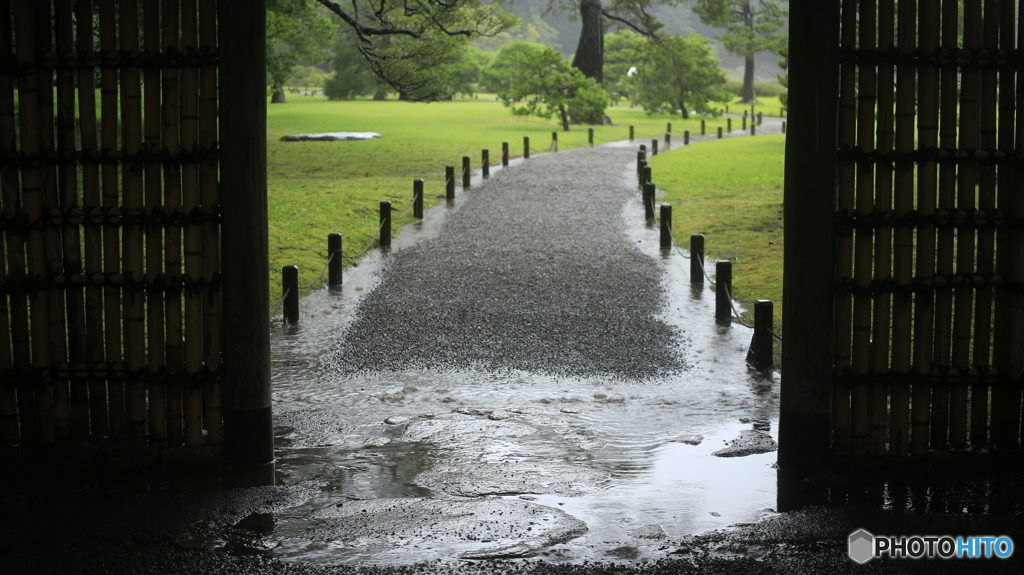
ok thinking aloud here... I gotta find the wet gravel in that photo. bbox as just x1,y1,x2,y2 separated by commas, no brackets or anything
332,145,687,379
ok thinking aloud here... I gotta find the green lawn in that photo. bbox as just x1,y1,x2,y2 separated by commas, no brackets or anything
265,96,728,303
648,134,786,351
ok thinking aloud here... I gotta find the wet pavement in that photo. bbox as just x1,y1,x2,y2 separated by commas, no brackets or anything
3,121,1022,573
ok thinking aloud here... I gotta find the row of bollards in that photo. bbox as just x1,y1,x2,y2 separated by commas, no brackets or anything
640,143,775,372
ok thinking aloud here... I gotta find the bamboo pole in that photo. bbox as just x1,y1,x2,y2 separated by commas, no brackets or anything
199,0,223,446
141,0,166,445
951,0,982,448
849,0,877,457
181,0,204,446
0,0,31,443
163,0,184,447
34,0,72,442
970,0,999,447
931,0,961,451
98,0,125,440
53,0,87,439
119,0,147,446
832,0,857,456
911,0,940,455
890,0,918,457
76,0,107,439
14,1,55,445
993,0,1022,449
0,208,11,441
1007,0,1024,449
869,0,896,457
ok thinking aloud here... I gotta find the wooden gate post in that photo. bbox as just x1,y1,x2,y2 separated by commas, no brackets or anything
778,0,840,470
220,0,274,467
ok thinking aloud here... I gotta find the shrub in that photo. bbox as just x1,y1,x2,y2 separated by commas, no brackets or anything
723,80,787,98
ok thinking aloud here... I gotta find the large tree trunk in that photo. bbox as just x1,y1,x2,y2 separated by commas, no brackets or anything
271,77,286,103
741,54,756,104
740,3,756,104
571,0,604,124
572,0,603,84
559,105,570,131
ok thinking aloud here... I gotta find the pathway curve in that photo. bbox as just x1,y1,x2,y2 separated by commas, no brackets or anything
335,143,688,379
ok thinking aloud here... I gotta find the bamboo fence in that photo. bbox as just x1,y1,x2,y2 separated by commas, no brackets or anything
834,0,1024,455
0,0,222,451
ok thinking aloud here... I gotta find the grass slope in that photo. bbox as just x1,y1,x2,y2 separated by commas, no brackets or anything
266,96,727,304
648,134,786,344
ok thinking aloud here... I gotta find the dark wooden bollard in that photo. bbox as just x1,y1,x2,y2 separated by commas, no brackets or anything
746,299,774,372
757,112,763,126
482,150,489,178
780,106,785,117
551,131,558,152
637,152,646,176
751,122,756,136
718,127,723,139
445,166,455,200
651,139,658,156
502,142,509,166
638,159,647,187
588,127,594,146
665,133,671,150
283,265,299,324
659,204,672,249
328,233,342,288
684,130,690,145
715,260,732,322
742,116,747,130
629,125,634,140
639,143,647,157
666,121,672,133
462,156,471,188
643,166,652,193
643,182,655,220
727,118,732,132
413,179,424,219
701,119,706,135
743,109,748,118
725,104,729,114
690,234,704,284
379,201,392,248
782,121,787,134
524,136,530,159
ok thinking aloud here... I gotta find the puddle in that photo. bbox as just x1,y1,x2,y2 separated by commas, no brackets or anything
265,151,781,565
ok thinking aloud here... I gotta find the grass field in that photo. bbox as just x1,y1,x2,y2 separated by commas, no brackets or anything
648,134,786,348
265,96,739,304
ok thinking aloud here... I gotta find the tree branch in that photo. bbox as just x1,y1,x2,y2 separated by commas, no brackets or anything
601,9,655,37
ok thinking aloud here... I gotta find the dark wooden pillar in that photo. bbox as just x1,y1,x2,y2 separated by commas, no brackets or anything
219,0,273,467
778,0,840,470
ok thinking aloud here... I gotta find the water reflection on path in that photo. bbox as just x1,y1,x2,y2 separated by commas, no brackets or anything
266,157,780,564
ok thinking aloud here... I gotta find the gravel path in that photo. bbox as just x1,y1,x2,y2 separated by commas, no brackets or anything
334,144,687,379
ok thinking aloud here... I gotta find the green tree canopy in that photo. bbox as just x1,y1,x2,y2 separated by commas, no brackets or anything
487,41,609,131
267,2,334,103
602,29,646,102
690,0,788,104
313,0,517,101
631,33,730,119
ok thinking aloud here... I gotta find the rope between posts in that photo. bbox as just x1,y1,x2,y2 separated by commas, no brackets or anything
297,252,335,290
341,218,388,260
273,288,290,313
672,241,757,329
